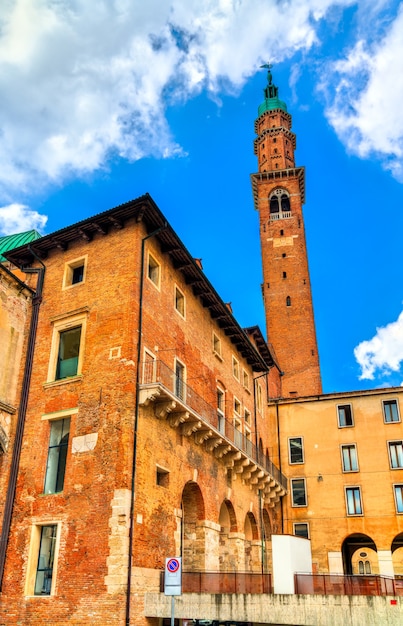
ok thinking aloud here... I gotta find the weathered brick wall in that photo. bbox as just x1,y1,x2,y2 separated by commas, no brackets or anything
1,215,281,625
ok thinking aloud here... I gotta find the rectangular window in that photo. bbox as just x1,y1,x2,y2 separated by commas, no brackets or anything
289,437,304,464
174,286,185,317
234,397,241,416
217,387,225,434
383,399,400,423
345,487,363,515
244,408,251,425
156,466,169,487
242,370,250,390
213,333,222,358
293,522,309,539
56,326,82,380
44,418,70,494
234,416,242,448
394,485,403,513
256,383,262,412
143,349,156,384
337,404,354,427
62,255,87,289
147,253,160,287
291,478,307,507
232,356,240,380
389,441,403,469
34,525,58,595
174,359,186,401
341,444,359,472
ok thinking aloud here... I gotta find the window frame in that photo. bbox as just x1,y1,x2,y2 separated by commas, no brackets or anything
147,252,161,289
242,369,250,391
337,403,354,428
62,255,88,290
232,356,240,381
25,522,62,597
174,358,186,402
43,418,71,494
288,437,304,465
143,348,157,384
47,311,88,384
291,477,307,508
213,333,222,359
383,399,400,424
393,484,403,513
174,285,185,318
388,440,403,469
345,486,363,516
293,522,309,539
341,443,359,473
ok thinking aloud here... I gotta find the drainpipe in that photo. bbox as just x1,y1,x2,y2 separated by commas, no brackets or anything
125,223,167,626
0,255,45,589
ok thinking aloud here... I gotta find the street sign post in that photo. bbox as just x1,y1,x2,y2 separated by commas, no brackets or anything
164,557,182,626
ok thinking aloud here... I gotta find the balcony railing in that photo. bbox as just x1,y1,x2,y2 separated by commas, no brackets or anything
294,573,403,596
269,211,292,221
139,360,287,495
160,571,272,594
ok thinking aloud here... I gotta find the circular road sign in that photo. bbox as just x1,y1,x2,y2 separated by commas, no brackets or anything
167,558,180,573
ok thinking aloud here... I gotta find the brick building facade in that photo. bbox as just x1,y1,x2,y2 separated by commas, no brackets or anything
0,70,402,625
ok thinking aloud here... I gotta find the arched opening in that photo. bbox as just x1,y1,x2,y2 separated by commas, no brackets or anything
341,533,378,575
269,189,291,220
392,533,403,575
219,500,238,571
181,481,205,571
244,512,259,572
286,296,291,307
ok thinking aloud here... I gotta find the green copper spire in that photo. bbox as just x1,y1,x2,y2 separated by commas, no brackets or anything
258,63,287,116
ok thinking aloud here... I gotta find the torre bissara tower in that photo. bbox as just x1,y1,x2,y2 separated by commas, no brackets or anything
251,67,322,397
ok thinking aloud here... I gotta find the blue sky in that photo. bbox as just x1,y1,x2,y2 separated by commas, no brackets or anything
1,0,403,394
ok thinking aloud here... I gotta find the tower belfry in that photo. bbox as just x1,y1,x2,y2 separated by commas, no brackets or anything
251,67,322,397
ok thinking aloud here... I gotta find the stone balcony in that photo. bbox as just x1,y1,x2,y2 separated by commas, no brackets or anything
138,360,287,504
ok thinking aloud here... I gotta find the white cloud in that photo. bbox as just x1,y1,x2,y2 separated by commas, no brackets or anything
0,0,356,197
321,3,403,180
0,204,48,235
354,311,403,380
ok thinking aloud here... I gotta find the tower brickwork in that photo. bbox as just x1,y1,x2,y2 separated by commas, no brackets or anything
251,68,322,397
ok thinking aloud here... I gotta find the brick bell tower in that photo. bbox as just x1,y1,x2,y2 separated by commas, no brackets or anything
251,65,322,397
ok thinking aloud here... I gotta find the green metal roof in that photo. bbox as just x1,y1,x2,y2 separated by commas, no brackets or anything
0,230,42,262
258,66,287,116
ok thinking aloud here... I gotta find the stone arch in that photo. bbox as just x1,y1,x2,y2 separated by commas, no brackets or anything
244,512,260,572
392,533,403,575
218,500,239,571
262,508,273,572
341,533,378,575
181,481,206,571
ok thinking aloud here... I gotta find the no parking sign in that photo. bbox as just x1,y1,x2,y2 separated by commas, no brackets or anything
164,557,182,596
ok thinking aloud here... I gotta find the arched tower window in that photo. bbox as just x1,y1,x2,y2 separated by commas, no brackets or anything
286,296,291,307
269,189,291,221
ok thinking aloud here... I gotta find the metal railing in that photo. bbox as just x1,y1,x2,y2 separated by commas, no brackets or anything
160,571,272,594
141,360,287,490
294,573,403,596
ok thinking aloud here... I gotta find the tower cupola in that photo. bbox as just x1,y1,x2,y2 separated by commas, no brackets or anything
258,64,288,116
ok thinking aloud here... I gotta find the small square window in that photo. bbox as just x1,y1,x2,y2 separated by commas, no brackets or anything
293,522,309,539
383,400,400,423
394,485,403,513
345,486,363,515
289,437,304,464
156,466,169,487
337,404,354,428
62,256,87,289
44,418,70,494
389,441,403,469
232,356,240,380
147,253,160,287
234,397,241,416
174,286,185,317
341,444,359,472
244,408,251,424
213,333,222,358
291,478,307,507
